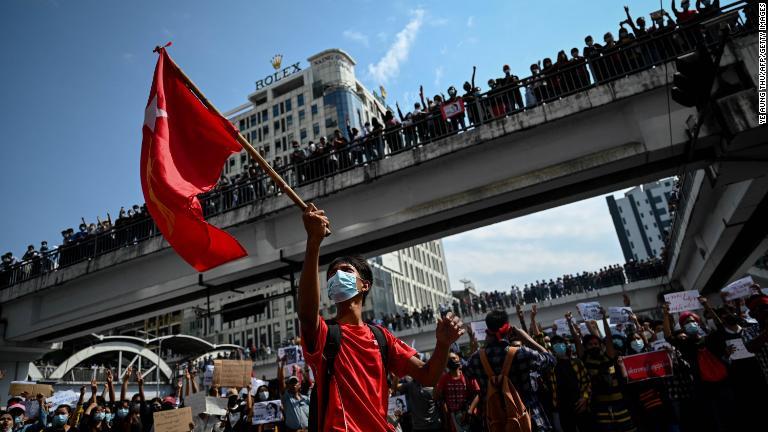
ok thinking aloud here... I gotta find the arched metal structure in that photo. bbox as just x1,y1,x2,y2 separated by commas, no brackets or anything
48,341,173,380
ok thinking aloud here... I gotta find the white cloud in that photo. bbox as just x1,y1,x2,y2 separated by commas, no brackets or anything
430,17,449,27
367,8,425,84
343,30,369,47
442,195,625,292
433,66,444,87
466,16,475,27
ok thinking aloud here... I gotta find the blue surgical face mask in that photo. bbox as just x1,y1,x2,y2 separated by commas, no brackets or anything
52,414,68,428
612,338,625,349
552,343,568,358
105,413,114,423
94,412,106,422
116,408,129,418
630,339,645,353
327,271,361,304
684,322,700,336
13,417,23,426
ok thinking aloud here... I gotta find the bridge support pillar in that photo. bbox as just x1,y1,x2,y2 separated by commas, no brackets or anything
0,340,56,399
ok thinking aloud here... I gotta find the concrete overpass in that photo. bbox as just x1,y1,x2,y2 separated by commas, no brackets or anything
0,24,764,386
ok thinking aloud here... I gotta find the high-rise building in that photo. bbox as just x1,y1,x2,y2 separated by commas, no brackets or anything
606,178,676,262
180,240,453,348
222,48,386,178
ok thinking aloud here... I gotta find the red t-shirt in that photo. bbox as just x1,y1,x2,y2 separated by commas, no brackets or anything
675,9,698,23
302,319,417,432
436,373,480,412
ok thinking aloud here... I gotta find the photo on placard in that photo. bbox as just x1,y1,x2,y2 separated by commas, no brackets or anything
252,400,283,425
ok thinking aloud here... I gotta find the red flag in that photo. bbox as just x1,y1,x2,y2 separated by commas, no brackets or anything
140,48,246,272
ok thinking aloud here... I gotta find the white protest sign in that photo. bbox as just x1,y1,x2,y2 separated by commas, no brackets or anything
608,307,633,324
577,302,602,320
388,395,408,415
470,321,487,341
47,390,79,409
252,400,283,425
664,290,702,314
726,339,755,360
579,322,590,336
185,391,228,417
203,365,214,387
721,276,754,301
553,319,570,337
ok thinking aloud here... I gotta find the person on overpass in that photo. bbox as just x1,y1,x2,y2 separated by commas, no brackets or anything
298,203,464,432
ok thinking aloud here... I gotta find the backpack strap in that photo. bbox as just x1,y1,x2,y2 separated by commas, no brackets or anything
367,324,389,371
501,347,519,377
479,349,496,379
309,320,341,432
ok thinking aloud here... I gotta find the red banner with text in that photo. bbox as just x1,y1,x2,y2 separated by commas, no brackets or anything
619,351,674,382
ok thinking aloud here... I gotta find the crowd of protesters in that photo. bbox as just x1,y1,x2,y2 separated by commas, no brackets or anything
1,1,758,290
5,275,766,432
0,205,154,288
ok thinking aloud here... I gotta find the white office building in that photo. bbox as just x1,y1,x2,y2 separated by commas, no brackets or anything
606,178,676,262
181,240,453,348
222,48,386,178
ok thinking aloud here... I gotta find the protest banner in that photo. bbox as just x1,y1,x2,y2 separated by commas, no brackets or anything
213,360,251,388
577,302,602,320
440,97,465,120
277,345,304,367
553,319,571,337
388,395,408,415
185,391,228,417
664,290,702,314
608,307,633,324
470,320,488,341
153,407,193,432
619,351,673,382
726,338,755,360
47,390,80,409
721,276,754,301
252,400,283,424
8,382,54,397
579,322,590,336
203,365,214,387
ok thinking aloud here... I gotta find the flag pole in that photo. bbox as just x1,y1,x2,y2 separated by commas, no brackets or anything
161,48,309,212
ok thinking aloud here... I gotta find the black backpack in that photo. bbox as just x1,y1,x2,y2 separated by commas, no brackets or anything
308,320,389,432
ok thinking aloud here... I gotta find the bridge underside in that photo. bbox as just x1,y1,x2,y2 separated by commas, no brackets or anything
2,34,763,344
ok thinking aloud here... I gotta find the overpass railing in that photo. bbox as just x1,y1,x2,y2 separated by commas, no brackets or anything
0,1,756,290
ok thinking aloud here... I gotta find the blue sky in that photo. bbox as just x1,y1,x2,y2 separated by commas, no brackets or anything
0,0,662,290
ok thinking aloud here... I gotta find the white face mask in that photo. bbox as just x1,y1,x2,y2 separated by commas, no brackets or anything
258,391,270,401
228,412,240,424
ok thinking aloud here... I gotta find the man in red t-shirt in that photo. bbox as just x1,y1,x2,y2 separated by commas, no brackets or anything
435,352,480,432
298,204,465,432
672,0,699,23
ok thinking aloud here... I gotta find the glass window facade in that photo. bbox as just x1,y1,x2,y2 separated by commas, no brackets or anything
323,89,365,135
297,94,304,107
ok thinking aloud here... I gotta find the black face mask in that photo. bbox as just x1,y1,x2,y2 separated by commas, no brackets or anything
587,347,602,357
447,360,461,370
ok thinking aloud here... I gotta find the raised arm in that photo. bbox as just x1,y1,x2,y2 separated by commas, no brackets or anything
419,85,426,109
396,103,405,121
136,370,145,403
631,314,649,346
513,326,548,353
623,5,640,33
471,66,476,90
106,369,115,402
77,385,86,409
405,312,463,386
515,303,528,334
530,305,540,337
90,378,98,405
120,367,131,402
662,303,673,339
190,369,199,394
600,307,616,359
466,324,479,354
184,369,191,397
298,204,330,350
699,296,722,330
671,0,681,16
566,312,584,358
277,356,286,395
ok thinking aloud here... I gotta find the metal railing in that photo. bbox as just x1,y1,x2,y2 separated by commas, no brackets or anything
0,1,757,290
